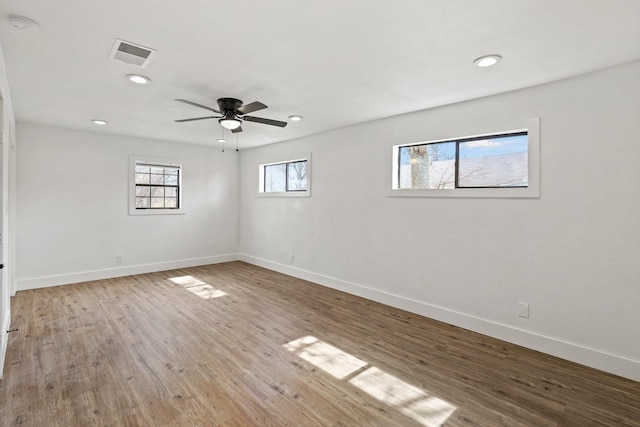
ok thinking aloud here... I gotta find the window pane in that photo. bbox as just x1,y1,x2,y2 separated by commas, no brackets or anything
165,198,177,208
135,165,150,174
164,175,178,185
150,174,164,184
135,186,150,197
458,134,528,187
287,161,307,191
150,166,164,174
265,164,286,192
165,187,177,197
151,198,165,208
164,168,178,176
398,142,455,189
135,173,150,184
136,197,150,208
151,187,165,197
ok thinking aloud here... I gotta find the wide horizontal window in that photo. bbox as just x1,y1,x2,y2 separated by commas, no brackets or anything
259,154,311,197
390,118,539,198
263,161,308,192
398,132,528,190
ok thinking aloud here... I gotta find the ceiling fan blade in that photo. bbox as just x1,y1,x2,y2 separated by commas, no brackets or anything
231,126,243,133
243,116,288,128
174,116,220,123
175,99,221,114
237,101,267,115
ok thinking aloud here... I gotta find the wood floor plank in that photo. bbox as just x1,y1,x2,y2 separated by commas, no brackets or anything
1,261,638,426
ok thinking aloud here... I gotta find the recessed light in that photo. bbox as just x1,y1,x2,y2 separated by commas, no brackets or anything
7,15,39,32
473,55,502,68
126,74,151,84
92,119,108,125
216,138,227,143
288,115,303,122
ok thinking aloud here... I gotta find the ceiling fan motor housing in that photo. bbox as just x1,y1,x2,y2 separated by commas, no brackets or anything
217,98,243,112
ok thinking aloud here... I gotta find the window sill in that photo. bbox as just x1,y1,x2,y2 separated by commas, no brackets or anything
387,187,539,198
128,209,186,216
258,191,311,198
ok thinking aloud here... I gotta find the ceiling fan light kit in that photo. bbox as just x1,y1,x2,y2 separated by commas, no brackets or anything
219,114,242,130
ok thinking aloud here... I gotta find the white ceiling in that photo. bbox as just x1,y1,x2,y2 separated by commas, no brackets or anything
0,1,639,149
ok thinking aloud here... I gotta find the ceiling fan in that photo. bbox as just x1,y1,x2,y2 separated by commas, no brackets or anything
174,98,287,133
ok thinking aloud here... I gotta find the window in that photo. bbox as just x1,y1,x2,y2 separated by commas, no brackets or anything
135,163,180,208
391,118,539,198
259,154,311,197
129,157,183,215
263,160,307,192
398,132,527,189
263,160,308,192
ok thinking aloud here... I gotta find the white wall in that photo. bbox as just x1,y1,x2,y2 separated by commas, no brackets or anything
239,61,640,381
0,41,17,379
16,123,239,289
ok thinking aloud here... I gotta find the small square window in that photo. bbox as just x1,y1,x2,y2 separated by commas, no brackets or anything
130,157,183,215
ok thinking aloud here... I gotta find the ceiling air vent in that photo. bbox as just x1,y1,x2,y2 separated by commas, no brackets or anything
110,39,156,67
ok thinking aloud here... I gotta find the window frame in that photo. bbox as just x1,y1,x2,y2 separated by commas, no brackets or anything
129,156,185,215
389,118,540,198
258,153,311,198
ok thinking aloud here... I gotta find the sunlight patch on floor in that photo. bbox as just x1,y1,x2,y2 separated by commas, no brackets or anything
284,336,456,426
349,366,456,427
283,335,367,379
169,276,227,299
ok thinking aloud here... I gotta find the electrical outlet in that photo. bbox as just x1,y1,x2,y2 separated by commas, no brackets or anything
289,253,294,263
116,254,124,263
518,302,529,318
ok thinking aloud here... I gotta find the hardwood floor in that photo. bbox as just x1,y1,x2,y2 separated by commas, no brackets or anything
1,262,639,426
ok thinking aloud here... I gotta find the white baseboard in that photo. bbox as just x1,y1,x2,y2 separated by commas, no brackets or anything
0,307,10,379
16,254,239,292
239,253,640,383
